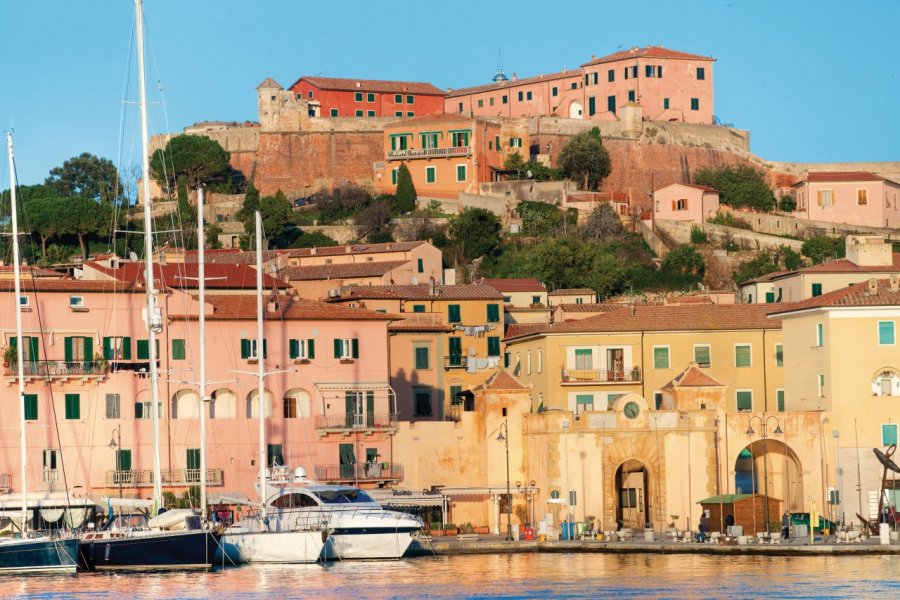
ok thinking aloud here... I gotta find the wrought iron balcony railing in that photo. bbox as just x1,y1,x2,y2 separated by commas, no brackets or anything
104,468,224,487
313,463,404,483
386,146,471,161
561,366,642,384
314,413,399,431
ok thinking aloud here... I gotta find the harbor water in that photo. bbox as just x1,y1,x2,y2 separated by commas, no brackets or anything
6,553,900,598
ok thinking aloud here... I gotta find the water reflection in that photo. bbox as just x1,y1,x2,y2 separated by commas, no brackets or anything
11,554,900,598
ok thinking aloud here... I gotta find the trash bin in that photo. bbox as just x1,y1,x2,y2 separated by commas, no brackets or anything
794,524,808,539
561,521,576,540
880,523,890,545
644,529,655,542
523,527,535,541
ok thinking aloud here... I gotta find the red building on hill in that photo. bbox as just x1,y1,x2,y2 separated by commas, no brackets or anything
288,76,446,118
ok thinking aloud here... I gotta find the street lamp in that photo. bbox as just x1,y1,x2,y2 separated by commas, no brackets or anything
108,425,122,499
496,420,512,541
746,415,783,534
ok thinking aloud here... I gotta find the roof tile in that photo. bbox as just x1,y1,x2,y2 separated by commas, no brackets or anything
769,278,900,314
583,46,714,67
293,76,444,96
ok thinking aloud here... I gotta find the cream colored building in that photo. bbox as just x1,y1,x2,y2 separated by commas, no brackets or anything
482,278,550,325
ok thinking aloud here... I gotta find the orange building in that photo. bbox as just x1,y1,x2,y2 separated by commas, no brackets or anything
376,114,529,199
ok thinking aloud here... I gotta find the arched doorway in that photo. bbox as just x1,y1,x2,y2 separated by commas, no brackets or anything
615,459,649,529
568,101,583,119
209,388,237,419
171,389,200,419
734,441,804,512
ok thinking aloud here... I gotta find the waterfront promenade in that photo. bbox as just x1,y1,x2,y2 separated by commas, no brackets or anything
411,533,900,557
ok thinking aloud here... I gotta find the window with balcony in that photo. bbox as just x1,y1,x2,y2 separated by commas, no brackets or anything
694,345,711,368
333,338,359,360
653,346,670,369
736,390,752,412
735,344,752,368
116,448,132,474
420,132,439,148
390,134,410,151
451,130,470,147
574,349,593,370
103,336,131,360
64,336,93,364
425,166,436,184
448,337,463,367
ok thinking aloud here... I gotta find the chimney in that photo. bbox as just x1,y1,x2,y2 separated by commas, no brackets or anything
267,299,279,313
890,274,900,292
867,278,878,295
310,247,317,255
346,246,352,254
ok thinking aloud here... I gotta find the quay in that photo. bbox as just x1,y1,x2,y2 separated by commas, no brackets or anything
409,535,900,557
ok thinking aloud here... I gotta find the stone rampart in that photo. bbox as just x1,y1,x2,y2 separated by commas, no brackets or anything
724,208,900,241
655,219,803,253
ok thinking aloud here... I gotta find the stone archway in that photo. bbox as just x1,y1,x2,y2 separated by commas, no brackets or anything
734,440,804,512
615,459,650,529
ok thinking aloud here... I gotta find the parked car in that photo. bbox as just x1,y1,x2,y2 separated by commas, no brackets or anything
293,197,314,207
790,512,837,533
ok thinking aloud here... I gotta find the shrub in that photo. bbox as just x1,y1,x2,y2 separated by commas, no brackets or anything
708,212,752,230
690,225,708,244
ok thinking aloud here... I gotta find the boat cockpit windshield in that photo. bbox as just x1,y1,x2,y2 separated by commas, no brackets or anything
313,489,376,504
107,513,150,531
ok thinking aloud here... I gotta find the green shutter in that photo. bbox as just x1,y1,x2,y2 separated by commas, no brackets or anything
65,393,80,420
487,304,500,323
186,448,201,470
122,337,132,359
345,392,354,428
448,304,461,323
449,337,462,366
289,339,300,359
64,336,73,362
137,339,149,360
653,347,669,369
172,339,186,360
735,345,752,367
775,344,784,367
504,352,510,368
736,391,752,412
812,283,823,297
262,339,268,359
83,337,93,366
694,346,710,367
417,258,424,273
25,337,38,361
24,394,38,421
879,321,895,345
883,424,898,446
103,337,113,360
487,336,500,357
241,339,251,359
415,346,429,370
307,339,316,359
351,338,359,359
366,391,375,427
777,390,785,412
117,449,132,471
413,305,425,313
334,338,342,358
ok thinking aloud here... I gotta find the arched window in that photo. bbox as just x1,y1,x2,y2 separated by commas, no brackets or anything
246,389,273,418
171,389,199,419
209,388,237,419
284,388,311,419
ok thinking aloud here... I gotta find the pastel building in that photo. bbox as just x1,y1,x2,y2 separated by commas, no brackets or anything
445,70,584,119
652,183,720,225
376,114,529,199
792,171,900,229
287,76,445,118
481,278,550,324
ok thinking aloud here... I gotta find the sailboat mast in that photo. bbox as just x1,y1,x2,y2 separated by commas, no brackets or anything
135,0,163,510
255,211,266,512
197,186,207,518
6,133,28,534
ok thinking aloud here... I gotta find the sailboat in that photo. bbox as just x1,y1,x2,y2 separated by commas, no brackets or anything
0,133,80,574
218,212,328,564
77,0,218,570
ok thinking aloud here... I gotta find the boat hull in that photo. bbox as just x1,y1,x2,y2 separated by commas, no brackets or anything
79,530,220,571
0,537,79,574
326,528,417,560
219,529,326,564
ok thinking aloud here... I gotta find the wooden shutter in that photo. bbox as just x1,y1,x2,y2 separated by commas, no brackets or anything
262,339,268,359
351,338,359,359
28,337,38,361
122,337,132,360
345,393,354,428
64,336,73,362
671,200,676,211
334,338,342,358
366,391,375,427
103,337,113,360
240,339,251,359
307,339,316,359
137,339,149,360
289,339,299,359
83,337,93,365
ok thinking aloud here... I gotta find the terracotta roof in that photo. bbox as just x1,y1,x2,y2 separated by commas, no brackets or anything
182,249,279,266
504,323,548,338
385,113,504,128
256,77,282,90
284,241,425,259
388,316,454,333
330,284,503,301
742,255,900,285
445,70,579,98
291,76,444,96
681,183,719,193
549,288,595,296
171,294,396,321
556,302,608,312
480,370,528,390
739,270,791,285
482,278,546,293
803,171,889,183
506,304,782,339
583,46,715,67
768,278,900,315
0,265,65,278
663,365,724,390
0,279,136,293
82,261,289,290
281,261,410,281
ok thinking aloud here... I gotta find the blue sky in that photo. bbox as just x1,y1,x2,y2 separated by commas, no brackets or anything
1,0,898,185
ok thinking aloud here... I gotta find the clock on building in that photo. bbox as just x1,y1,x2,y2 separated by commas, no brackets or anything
624,401,640,419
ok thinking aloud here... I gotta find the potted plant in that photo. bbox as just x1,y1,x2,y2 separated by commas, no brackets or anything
3,345,16,368
458,522,479,541
442,523,458,536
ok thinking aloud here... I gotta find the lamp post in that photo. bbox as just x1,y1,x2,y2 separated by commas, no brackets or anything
496,420,512,541
108,425,122,499
746,415,783,534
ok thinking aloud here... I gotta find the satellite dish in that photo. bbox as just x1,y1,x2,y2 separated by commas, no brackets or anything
129,252,138,261
526,170,533,179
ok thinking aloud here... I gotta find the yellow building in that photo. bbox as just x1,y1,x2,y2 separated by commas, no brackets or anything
771,276,900,522
328,284,506,419
505,304,784,415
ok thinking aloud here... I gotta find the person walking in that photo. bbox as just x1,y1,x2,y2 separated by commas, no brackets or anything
698,512,709,542
781,512,791,541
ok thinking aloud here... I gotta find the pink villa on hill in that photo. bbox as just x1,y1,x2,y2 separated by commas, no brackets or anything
0,278,400,508
445,45,715,124
792,171,900,229
652,182,720,225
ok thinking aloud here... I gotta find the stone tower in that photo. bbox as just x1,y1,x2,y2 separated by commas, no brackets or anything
256,77,309,132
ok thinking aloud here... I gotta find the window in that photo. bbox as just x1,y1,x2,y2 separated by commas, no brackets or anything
878,321,895,345
414,388,432,417
775,344,783,367
858,189,868,205
135,400,161,419
644,65,662,78
412,304,425,313
63,335,92,365
116,448,132,472
777,389,785,412
817,374,826,398
355,109,363,117
330,108,338,117
407,95,414,104
70,296,85,309
395,111,403,117
623,65,637,79
608,69,615,82
10,336,39,362
367,110,375,117
816,323,824,347
106,393,120,419
18,294,29,308
451,130,470,146
354,92,363,102
812,283,823,297
65,393,80,420
239,338,267,360
532,295,541,305
627,90,636,102
574,348,593,370
456,164,467,182
552,86,558,97
765,291,775,303
457,102,463,113
697,67,706,80
394,94,402,103
391,169,398,185
487,336,501,357
736,390,752,412
503,296,512,304
24,394,37,421
502,95,508,104
654,392,664,410
407,111,414,117
495,135,501,150
414,346,430,370
526,91,533,101
663,98,670,110
417,258,424,273
289,338,316,360
425,166,436,184
486,303,500,323
817,190,833,208
576,394,594,413
509,137,523,148
607,95,616,114
653,346,670,369
307,90,313,99
136,339,161,360
694,345,711,368
420,132,439,148
690,98,699,111
673,198,688,211
366,93,375,102
267,444,284,468
883,424,899,446
537,349,542,373
517,91,523,101
333,338,359,360
735,344,752,367
489,97,494,106
171,339,186,360
448,304,461,323
588,96,596,116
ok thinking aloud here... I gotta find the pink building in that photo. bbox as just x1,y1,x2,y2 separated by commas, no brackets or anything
444,46,715,124
792,171,900,229
0,279,400,509
581,46,715,124
652,182,720,225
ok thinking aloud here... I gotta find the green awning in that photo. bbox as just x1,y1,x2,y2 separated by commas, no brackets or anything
697,494,751,504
